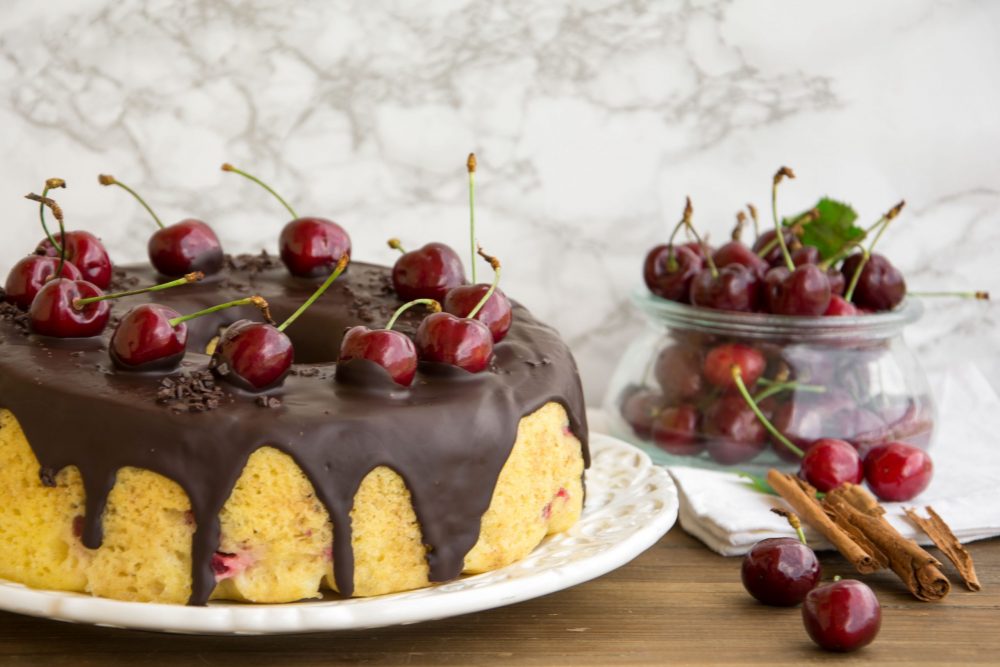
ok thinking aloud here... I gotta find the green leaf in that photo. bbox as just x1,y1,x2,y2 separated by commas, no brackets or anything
737,472,779,496
787,197,863,260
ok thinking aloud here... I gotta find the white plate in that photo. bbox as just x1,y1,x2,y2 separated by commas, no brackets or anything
0,433,677,635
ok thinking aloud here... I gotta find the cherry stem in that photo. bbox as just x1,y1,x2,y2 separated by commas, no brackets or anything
385,298,441,331
679,198,717,277
387,238,406,254
731,365,805,458
732,211,746,242
467,246,501,319
168,295,271,328
770,167,796,271
844,200,905,302
752,379,826,404
38,178,66,254
277,254,349,332
818,215,893,270
772,508,809,545
664,199,693,272
467,153,478,284
747,203,760,239
98,174,165,230
909,290,990,300
26,193,67,275
221,163,298,219
73,272,204,309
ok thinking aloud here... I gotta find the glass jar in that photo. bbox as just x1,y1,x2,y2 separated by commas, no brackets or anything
603,290,935,471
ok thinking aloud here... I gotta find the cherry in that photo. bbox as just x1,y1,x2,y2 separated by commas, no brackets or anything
222,163,351,278
766,264,832,316
212,256,350,390
799,438,863,492
802,579,881,652
4,255,82,309
703,394,767,464
36,232,112,289
824,294,858,316
652,404,702,456
415,247,503,373
703,343,765,390
791,245,820,267
110,304,187,370
339,299,439,386
863,442,933,502
443,283,512,343
653,343,703,403
619,387,664,439
753,228,796,267
843,253,906,311
741,537,820,606
28,278,110,338
99,174,224,277
643,243,702,303
389,240,467,302
770,400,825,461
690,264,759,312
110,293,262,371
712,240,768,277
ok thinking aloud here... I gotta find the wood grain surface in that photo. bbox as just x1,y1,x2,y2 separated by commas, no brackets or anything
0,528,996,666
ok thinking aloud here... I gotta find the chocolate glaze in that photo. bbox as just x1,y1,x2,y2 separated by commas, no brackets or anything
0,258,588,605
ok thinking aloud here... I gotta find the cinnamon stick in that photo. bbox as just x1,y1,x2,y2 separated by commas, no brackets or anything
905,506,981,592
766,470,878,574
826,485,950,602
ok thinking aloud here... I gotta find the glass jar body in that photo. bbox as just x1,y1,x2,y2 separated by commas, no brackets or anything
603,292,935,471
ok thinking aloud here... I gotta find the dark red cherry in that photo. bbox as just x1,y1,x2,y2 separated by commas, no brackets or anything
703,394,767,464
443,283,512,342
619,388,664,439
790,245,820,267
741,537,821,606
690,264,759,312
392,242,466,302
703,343,765,390
679,240,710,259
827,267,846,296
652,404,702,456
414,311,493,373
36,231,112,289
766,264,832,316
653,343,703,402
4,255,82,309
863,442,933,502
110,303,187,370
643,244,703,303
149,219,224,277
211,320,293,390
824,294,858,316
279,217,351,278
799,438,863,492
753,228,796,266
28,278,110,338
842,253,906,311
712,241,768,277
802,579,881,652
339,326,418,386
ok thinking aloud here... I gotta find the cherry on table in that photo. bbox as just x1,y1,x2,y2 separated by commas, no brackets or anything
741,537,821,606
802,579,881,652
643,244,702,303
4,255,82,309
799,438,863,492
863,441,933,501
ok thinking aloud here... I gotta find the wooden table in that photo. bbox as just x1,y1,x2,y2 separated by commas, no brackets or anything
1,528,996,666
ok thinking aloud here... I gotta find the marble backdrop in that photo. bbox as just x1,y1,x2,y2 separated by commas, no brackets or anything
1,0,997,401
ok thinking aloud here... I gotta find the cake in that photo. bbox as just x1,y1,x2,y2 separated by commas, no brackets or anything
0,255,588,605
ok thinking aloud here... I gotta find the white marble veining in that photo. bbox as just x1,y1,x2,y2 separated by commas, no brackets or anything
1,0,997,401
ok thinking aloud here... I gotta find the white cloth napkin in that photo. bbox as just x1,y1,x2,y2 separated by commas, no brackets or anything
666,362,1000,555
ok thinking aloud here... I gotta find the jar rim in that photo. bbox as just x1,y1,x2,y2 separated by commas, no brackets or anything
631,289,923,340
